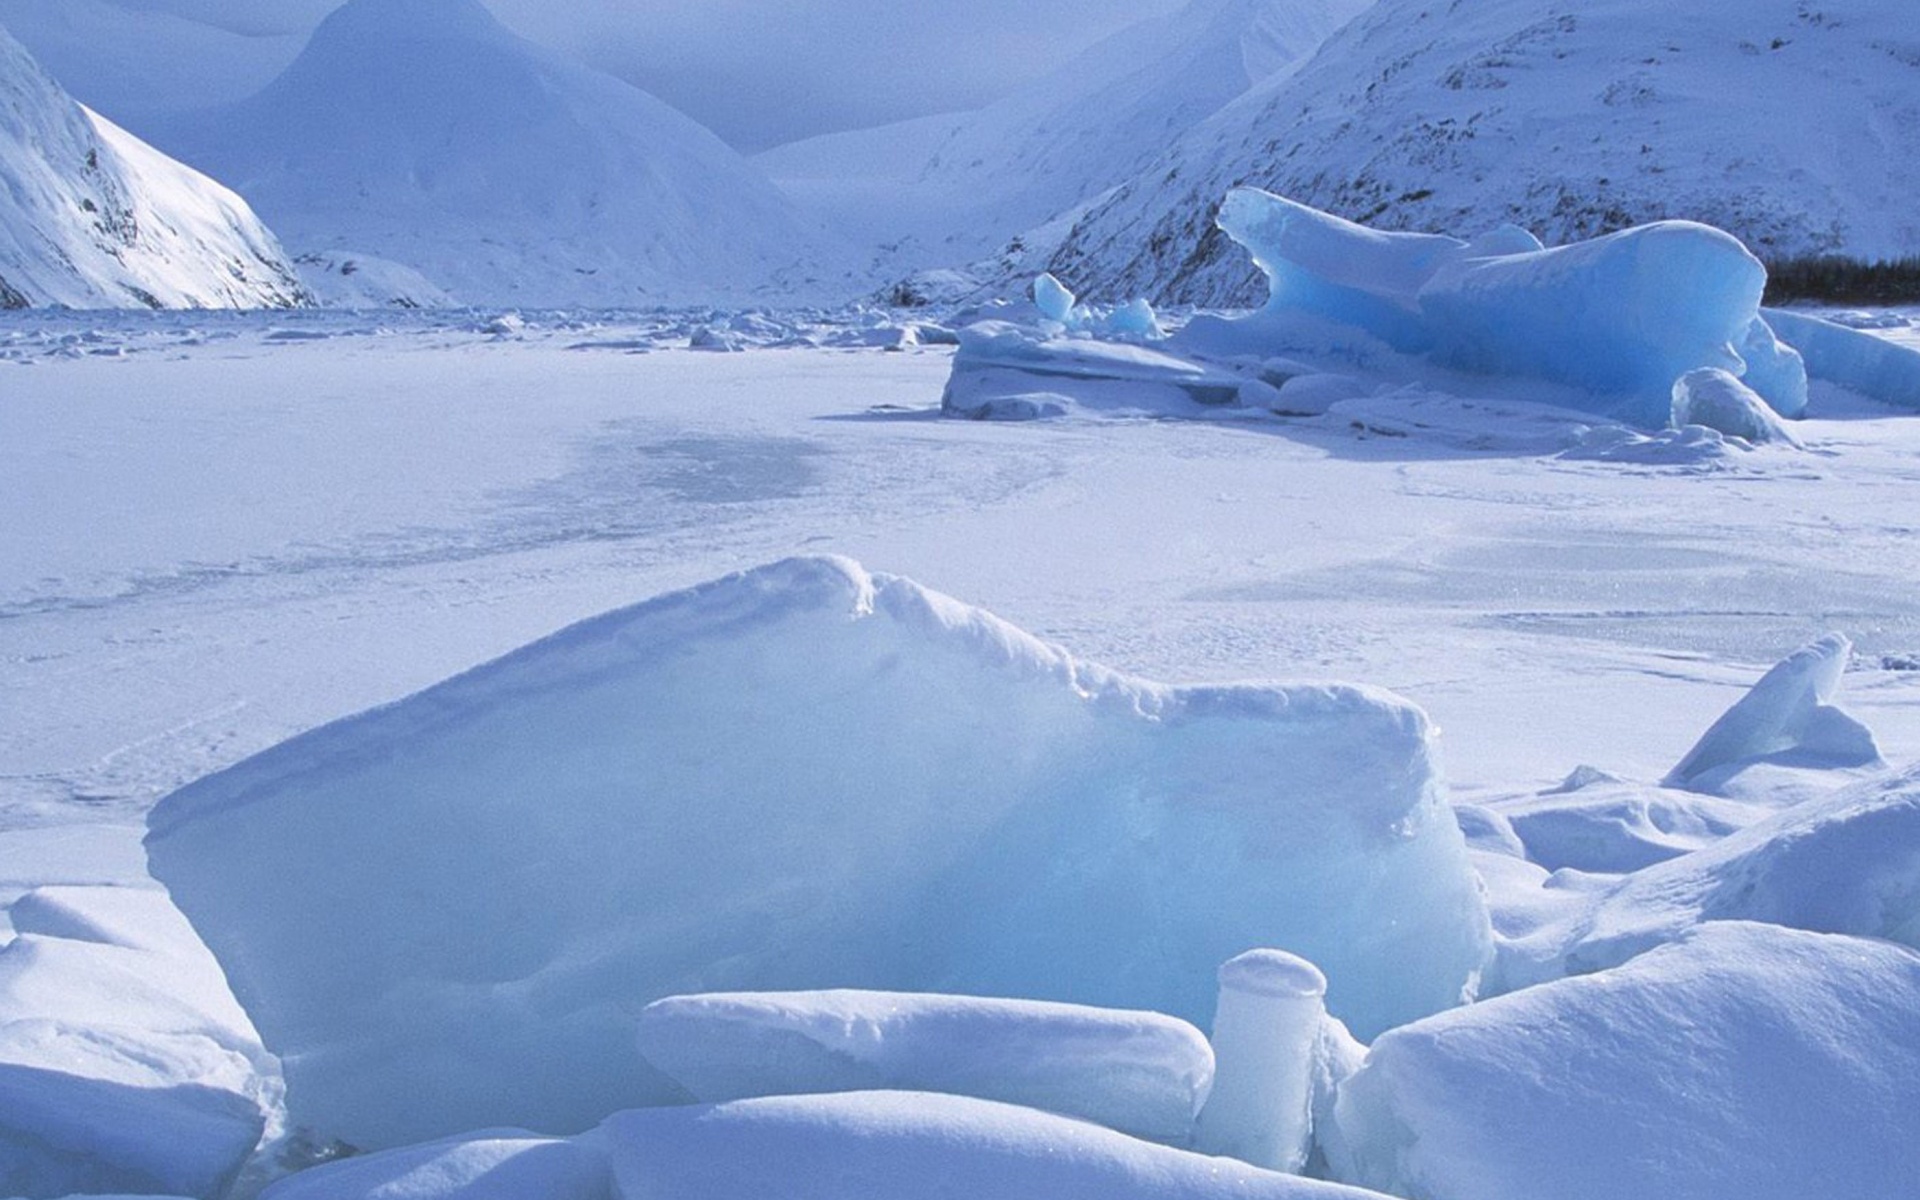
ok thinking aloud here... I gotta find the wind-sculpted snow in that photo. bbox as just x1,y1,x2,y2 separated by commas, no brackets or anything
0,25,306,310
1327,922,1920,1200
146,557,1490,1150
600,1091,1386,1200
1569,764,1920,974
1047,0,1920,308
636,989,1212,1145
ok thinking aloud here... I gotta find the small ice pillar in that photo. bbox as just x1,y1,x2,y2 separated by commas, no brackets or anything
1191,948,1327,1172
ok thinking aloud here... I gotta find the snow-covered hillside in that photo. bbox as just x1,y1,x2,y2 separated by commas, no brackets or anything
0,22,308,310
156,0,852,307
1047,0,1920,306
758,0,1367,284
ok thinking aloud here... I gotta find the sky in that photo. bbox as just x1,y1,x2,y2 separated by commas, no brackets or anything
30,0,1190,151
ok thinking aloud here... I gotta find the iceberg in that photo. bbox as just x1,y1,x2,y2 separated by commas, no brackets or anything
146,557,1491,1150
635,989,1212,1145
1192,188,1807,428
1327,922,1920,1200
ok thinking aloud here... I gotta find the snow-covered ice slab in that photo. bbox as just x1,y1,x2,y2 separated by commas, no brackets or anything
636,989,1211,1145
600,1090,1387,1200
1569,762,1920,973
146,557,1490,1149
1326,922,1920,1200
0,886,269,1199
1664,633,1880,794
942,321,1258,419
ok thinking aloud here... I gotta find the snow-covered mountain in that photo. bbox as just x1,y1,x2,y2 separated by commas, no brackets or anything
0,21,308,310
758,0,1368,284
156,0,852,307
1046,0,1920,306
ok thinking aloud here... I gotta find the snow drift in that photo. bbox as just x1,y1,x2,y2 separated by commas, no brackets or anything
1327,922,1920,1200
156,0,845,307
0,22,307,310
600,1091,1383,1200
146,556,1490,1150
1569,763,1920,973
1047,0,1920,307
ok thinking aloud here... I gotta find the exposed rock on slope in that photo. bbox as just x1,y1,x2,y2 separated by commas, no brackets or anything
1047,0,1920,306
0,22,307,310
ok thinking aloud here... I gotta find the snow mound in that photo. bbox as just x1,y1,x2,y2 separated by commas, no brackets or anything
146,556,1489,1150
636,989,1211,1145
258,1130,611,1200
1492,779,1765,875
600,1090,1384,1200
1665,634,1881,792
158,0,846,307
0,24,306,310
0,886,269,1199
1048,0,1920,307
1570,763,1920,972
1327,922,1920,1200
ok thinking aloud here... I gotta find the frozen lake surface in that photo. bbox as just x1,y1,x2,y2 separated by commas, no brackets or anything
6,308,1919,839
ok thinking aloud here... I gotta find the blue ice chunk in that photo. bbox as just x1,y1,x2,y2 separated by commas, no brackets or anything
1033,273,1076,324
1762,307,1920,411
1417,221,1785,426
1214,190,1455,356
1737,317,1809,418
1202,189,1807,428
